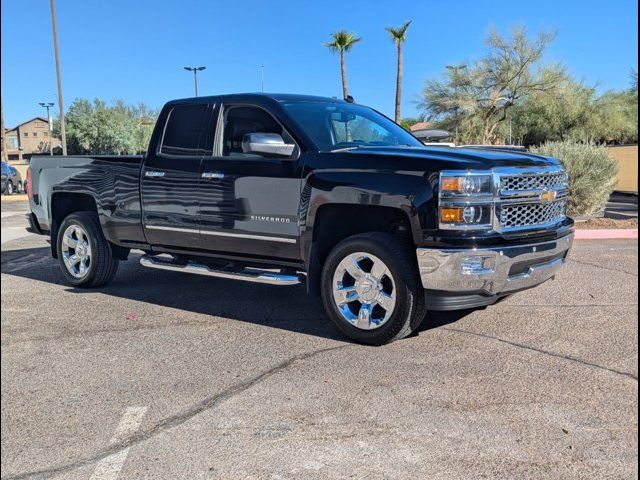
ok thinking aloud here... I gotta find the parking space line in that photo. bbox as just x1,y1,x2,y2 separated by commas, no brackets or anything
89,406,147,480
1,227,33,244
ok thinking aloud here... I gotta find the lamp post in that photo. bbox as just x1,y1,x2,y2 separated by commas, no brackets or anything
39,102,55,155
446,64,467,142
49,0,67,155
184,66,206,97
261,65,265,92
1,96,8,162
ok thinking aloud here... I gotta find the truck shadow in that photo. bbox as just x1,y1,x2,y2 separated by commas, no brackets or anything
2,246,473,343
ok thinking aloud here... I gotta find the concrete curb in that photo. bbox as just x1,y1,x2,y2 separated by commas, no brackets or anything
1,194,28,204
575,229,638,240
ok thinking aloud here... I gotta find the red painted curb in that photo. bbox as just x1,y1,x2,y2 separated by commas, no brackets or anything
574,229,638,240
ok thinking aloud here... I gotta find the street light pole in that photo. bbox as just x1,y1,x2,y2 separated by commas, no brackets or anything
184,66,206,97
1,95,8,163
446,64,467,143
39,102,55,155
49,0,67,155
261,65,265,92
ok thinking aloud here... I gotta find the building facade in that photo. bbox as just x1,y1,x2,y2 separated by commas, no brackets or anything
5,117,61,162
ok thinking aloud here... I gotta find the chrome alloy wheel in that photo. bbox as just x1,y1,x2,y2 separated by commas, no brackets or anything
61,225,92,278
332,252,397,330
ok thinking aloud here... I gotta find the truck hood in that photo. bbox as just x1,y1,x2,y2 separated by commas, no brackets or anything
343,145,560,170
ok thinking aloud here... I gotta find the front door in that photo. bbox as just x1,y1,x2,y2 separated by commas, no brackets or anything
141,103,211,248
197,104,302,259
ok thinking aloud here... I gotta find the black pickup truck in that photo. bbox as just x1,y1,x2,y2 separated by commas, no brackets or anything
27,93,574,345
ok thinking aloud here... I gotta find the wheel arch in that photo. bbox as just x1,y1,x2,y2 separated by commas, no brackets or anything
49,192,128,260
304,202,416,297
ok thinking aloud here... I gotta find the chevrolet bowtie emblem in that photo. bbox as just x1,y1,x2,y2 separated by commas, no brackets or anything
540,189,557,203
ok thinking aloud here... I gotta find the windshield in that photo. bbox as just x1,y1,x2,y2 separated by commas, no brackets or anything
281,101,423,151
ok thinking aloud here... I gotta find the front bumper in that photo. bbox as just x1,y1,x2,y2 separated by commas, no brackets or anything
416,233,574,296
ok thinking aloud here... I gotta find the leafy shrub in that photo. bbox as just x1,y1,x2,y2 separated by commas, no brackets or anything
530,141,618,216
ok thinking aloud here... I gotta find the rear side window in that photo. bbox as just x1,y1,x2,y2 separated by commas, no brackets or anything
160,104,209,156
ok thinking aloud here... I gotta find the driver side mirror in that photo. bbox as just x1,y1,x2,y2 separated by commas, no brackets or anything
242,133,295,157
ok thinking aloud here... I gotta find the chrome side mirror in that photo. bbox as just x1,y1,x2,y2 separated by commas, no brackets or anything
242,133,295,157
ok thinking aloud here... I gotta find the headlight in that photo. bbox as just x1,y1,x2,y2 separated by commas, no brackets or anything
440,173,493,197
439,205,492,227
439,171,494,230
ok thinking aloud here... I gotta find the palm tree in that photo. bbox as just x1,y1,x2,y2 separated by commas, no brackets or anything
386,20,412,123
325,31,362,100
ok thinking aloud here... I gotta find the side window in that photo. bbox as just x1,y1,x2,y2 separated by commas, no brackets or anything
160,104,208,156
221,106,289,157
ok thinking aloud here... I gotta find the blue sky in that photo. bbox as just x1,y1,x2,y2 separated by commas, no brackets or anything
1,0,638,127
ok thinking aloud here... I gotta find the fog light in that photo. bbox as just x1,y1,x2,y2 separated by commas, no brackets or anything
441,207,463,223
461,256,494,275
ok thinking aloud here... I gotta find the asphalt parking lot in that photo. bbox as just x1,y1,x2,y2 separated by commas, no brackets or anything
1,201,638,480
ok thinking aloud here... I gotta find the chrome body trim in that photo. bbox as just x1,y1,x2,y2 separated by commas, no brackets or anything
144,170,166,177
201,171,225,179
139,255,304,285
242,132,295,157
144,225,297,243
416,233,574,295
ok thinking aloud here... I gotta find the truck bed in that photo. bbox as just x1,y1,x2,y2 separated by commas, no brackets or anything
29,154,146,247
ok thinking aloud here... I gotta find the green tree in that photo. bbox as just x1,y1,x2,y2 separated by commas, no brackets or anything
509,78,638,146
509,78,597,145
57,99,157,155
325,30,362,100
589,90,638,144
131,103,157,153
420,27,564,144
385,20,412,123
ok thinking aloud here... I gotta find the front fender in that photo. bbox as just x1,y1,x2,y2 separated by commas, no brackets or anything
299,170,435,261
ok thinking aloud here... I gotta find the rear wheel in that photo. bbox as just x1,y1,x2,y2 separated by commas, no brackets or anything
6,181,13,195
56,212,119,287
321,233,426,345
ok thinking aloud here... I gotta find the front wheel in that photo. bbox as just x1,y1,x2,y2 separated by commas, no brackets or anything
6,181,14,195
321,233,427,345
56,211,119,287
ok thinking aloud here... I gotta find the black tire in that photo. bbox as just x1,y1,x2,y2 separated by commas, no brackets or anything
14,181,22,194
56,211,119,287
321,232,427,345
6,181,14,195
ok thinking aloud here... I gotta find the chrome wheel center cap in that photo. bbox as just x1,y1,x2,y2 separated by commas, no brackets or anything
355,275,380,303
76,243,87,257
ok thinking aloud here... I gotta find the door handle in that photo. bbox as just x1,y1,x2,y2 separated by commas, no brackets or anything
144,170,166,177
202,171,225,179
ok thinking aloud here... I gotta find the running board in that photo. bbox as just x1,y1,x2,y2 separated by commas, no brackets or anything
139,255,304,286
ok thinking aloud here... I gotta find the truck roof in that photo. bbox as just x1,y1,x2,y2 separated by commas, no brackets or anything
165,93,347,106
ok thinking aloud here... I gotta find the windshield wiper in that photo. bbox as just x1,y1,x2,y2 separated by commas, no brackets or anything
330,145,365,152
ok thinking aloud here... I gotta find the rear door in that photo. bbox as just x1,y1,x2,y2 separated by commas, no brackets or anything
141,103,211,248
197,104,302,259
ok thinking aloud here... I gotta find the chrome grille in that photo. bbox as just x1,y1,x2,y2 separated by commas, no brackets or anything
495,167,569,231
499,200,568,229
500,172,568,192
